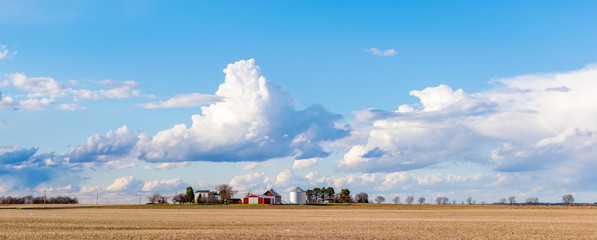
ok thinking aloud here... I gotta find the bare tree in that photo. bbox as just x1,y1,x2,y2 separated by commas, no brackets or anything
147,193,162,204
354,192,369,203
392,196,400,204
508,196,516,205
215,184,235,203
159,194,170,204
418,197,425,204
405,196,414,204
562,194,574,206
499,198,507,204
466,196,473,204
245,191,253,198
436,197,449,205
525,197,539,205
374,196,385,204
172,193,188,204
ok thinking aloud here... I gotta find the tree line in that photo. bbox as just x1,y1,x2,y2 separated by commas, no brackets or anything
149,184,237,204
0,195,78,204
145,183,578,207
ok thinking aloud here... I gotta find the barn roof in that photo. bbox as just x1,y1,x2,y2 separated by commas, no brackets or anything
248,194,274,199
290,187,305,193
263,189,281,197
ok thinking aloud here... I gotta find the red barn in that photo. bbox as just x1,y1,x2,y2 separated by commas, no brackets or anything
243,195,274,204
263,189,282,204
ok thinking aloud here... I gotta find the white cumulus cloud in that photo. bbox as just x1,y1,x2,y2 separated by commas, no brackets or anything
136,59,348,163
106,176,144,192
292,157,323,171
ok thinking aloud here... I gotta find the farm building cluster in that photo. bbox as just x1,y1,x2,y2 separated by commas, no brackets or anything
194,187,310,204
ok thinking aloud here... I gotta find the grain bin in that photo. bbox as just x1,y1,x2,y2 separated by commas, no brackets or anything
289,187,307,204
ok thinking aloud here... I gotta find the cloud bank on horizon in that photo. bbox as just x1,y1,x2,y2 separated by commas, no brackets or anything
337,64,597,188
2,58,597,202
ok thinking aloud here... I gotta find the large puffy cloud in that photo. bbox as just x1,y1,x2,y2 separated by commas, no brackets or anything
337,64,597,182
137,59,348,163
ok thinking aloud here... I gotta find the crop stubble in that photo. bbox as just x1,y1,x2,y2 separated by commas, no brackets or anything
1,205,597,239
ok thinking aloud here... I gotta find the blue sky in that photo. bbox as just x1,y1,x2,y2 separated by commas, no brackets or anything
2,1,597,204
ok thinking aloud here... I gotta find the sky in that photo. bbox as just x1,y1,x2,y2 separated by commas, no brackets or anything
1,0,597,204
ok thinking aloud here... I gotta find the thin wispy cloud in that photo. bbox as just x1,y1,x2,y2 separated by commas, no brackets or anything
0,73,147,111
138,93,223,109
0,44,17,60
365,47,397,57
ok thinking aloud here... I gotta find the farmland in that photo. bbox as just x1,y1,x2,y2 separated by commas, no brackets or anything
1,204,597,239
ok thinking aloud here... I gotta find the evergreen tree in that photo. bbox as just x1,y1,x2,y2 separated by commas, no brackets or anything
186,187,195,204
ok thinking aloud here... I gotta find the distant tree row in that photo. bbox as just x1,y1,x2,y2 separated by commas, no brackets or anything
304,187,356,203
305,187,336,202
0,195,78,204
496,194,575,206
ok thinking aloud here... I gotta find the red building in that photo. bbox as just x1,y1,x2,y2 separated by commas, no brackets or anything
263,189,282,204
243,194,274,204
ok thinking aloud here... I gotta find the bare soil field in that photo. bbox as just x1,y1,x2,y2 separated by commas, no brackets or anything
1,204,597,239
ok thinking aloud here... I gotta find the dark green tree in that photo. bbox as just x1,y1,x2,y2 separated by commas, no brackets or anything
325,187,335,200
340,189,351,203
186,187,195,204
312,187,321,202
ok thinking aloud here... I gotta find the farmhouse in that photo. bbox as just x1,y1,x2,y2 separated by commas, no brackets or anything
195,190,221,203
243,194,274,204
263,189,282,204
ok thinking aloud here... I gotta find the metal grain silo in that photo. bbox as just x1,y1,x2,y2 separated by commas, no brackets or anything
289,186,307,204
